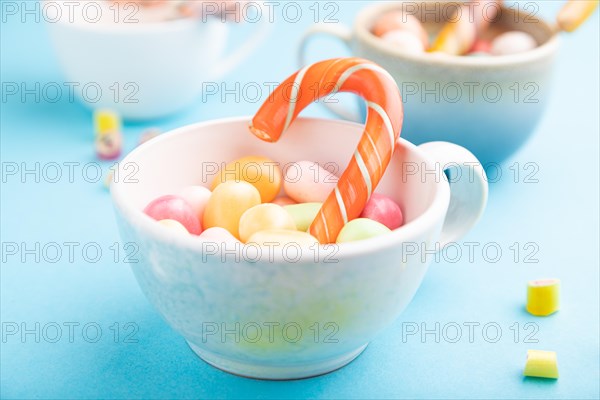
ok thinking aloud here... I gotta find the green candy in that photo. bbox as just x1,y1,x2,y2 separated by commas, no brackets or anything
283,202,322,232
336,218,392,243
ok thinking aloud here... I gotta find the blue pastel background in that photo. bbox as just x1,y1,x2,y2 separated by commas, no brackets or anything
1,1,598,399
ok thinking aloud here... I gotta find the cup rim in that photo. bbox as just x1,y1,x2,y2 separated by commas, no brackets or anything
353,2,559,68
43,0,212,33
111,116,451,262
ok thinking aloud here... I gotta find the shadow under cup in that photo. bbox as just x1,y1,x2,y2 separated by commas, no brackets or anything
111,117,452,379
350,4,558,166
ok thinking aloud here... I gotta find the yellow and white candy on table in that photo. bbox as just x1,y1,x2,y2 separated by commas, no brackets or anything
371,0,599,56
526,278,560,316
143,155,405,246
524,350,559,379
94,110,122,160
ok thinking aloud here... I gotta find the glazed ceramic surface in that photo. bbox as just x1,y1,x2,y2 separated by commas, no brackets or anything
111,117,488,379
45,0,269,119
299,3,559,165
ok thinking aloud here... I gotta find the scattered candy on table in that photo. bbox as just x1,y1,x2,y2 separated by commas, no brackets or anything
283,160,338,203
526,278,560,316
211,155,282,203
523,350,559,379
144,194,202,235
94,109,123,160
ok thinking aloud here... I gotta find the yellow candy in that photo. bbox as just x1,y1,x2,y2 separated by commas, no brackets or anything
203,181,261,239
211,155,282,203
557,0,599,32
283,202,322,232
246,229,319,247
526,278,560,316
524,350,559,379
238,204,297,243
429,6,476,55
94,109,120,134
157,219,189,234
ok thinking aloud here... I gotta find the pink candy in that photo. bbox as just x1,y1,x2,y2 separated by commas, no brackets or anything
359,193,403,230
283,161,339,203
144,195,202,235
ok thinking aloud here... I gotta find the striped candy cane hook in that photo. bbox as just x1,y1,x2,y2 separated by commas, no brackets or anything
249,58,403,244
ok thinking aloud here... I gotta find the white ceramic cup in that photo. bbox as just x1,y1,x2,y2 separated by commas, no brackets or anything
299,2,559,165
111,116,488,379
45,1,270,120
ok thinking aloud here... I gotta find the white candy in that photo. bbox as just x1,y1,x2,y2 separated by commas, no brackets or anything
490,31,537,56
381,30,425,54
179,185,212,220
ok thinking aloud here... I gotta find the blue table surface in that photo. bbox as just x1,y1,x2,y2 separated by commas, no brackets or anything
1,1,598,399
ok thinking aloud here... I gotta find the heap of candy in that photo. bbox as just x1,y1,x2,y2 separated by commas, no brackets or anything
144,57,405,245
371,0,599,56
144,156,404,245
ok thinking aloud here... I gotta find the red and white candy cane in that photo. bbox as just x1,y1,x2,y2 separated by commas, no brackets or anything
250,58,403,244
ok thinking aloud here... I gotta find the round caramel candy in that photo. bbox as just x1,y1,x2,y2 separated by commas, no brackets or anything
211,155,282,203
238,204,297,243
203,181,261,239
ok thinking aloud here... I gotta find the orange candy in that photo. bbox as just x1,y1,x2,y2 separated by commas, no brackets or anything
211,155,282,203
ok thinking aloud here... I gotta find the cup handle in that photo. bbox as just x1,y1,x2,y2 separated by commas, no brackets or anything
298,23,362,122
418,141,489,249
211,13,272,80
